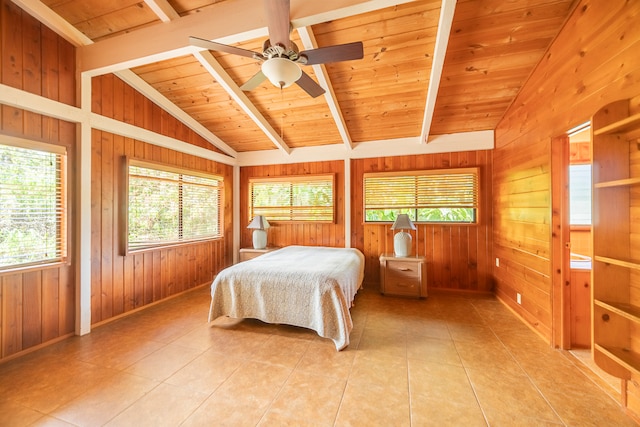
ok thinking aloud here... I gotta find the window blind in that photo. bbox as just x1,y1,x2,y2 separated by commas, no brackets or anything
363,168,479,223
249,174,335,222
127,160,223,251
0,141,67,269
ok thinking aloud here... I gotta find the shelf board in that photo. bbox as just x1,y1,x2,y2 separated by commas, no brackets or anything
594,255,640,270
594,177,640,188
593,112,640,136
594,344,640,376
595,300,640,323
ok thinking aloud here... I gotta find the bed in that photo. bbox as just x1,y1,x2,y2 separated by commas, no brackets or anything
208,245,365,350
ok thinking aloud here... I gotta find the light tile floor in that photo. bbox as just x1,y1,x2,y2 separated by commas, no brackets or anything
0,286,637,426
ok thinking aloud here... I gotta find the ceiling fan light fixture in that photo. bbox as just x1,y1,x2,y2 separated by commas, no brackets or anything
261,57,302,89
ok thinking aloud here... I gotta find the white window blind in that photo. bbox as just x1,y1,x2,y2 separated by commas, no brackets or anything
0,140,67,270
127,160,223,251
364,168,479,223
249,174,335,222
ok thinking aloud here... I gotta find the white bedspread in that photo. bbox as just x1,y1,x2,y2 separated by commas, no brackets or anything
208,246,365,350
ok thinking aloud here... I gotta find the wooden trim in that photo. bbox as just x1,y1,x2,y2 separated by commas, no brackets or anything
551,133,571,349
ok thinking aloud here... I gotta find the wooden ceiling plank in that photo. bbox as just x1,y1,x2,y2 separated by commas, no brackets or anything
194,50,292,155
297,26,353,150
420,0,455,144
78,0,416,74
144,0,180,22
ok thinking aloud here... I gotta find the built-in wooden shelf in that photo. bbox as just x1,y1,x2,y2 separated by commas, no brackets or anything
595,300,640,324
593,112,640,136
594,177,640,188
593,255,640,271
595,344,640,376
592,98,640,380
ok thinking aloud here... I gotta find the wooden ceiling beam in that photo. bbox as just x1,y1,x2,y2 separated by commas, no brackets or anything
143,0,180,22
77,0,417,75
11,0,92,46
420,0,456,143
297,26,353,150
194,50,292,155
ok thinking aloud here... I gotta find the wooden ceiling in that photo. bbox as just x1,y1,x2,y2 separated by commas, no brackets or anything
17,0,577,160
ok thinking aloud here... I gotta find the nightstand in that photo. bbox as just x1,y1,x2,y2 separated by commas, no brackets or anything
379,254,427,298
239,247,278,262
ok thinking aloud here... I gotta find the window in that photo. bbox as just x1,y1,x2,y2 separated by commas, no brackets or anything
0,139,67,270
126,159,223,252
569,164,591,225
364,168,479,223
249,174,335,222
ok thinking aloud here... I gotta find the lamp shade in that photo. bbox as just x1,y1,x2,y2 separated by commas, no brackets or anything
391,214,416,257
261,57,302,89
390,214,416,231
247,215,270,230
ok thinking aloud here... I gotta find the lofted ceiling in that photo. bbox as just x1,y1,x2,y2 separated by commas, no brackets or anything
14,0,577,162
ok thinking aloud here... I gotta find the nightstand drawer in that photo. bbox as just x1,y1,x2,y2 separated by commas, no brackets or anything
385,276,420,296
386,260,421,280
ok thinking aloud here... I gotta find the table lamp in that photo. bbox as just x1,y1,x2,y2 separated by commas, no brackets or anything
247,215,270,249
391,214,416,257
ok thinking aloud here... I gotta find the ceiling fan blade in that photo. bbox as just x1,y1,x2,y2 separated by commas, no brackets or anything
296,71,325,98
189,36,260,59
299,42,364,65
240,71,267,91
263,0,290,48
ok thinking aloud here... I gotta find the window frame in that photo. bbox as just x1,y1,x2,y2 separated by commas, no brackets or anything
123,157,224,254
0,136,68,272
363,167,480,225
248,173,336,223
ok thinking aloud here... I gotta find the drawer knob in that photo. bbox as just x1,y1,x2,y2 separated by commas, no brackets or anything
398,267,412,271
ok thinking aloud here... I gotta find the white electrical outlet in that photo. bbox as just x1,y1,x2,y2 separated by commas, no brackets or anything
495,257,500,267
517,293,522,305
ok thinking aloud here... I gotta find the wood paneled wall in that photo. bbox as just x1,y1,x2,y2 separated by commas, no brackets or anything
351,151,493,292
239,161,345,249
493,0,640,413
91,74,234,325
0,0,76,361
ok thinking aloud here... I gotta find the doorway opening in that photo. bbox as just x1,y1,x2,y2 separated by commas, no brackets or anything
552,121,622,399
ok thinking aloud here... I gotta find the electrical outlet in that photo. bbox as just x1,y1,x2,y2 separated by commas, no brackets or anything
495,257,500,267
517,293,522,305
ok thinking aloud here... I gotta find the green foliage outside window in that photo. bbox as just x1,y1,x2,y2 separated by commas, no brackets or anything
365,208,475,222
127,162,222,251
0,143,65,269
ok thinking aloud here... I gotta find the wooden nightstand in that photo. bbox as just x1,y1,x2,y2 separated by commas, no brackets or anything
379,254,427,298
239,247,278,262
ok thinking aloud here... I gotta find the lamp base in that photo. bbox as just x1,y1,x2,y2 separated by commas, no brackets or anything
252,229,267,249
394,231,412,257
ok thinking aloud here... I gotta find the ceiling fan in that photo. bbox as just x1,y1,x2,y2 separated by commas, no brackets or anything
189,0,364,98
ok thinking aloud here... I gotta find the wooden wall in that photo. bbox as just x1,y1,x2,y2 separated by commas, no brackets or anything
0,0,76,361
239,161,345,249
90,74,234,325
493,0,640,414
351,151,493,292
